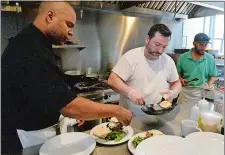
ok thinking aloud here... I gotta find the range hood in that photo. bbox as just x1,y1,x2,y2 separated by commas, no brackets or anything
131,1,224,18
70,1,224,19
10,1,224,19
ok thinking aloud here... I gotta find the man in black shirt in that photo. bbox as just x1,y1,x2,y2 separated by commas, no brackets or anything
2,2,132,153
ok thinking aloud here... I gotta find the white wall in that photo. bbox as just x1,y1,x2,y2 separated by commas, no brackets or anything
182,17,204,49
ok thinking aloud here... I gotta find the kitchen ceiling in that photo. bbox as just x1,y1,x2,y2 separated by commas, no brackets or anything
2,1,224,19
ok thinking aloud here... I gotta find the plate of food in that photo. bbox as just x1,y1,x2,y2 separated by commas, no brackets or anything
135,135,193,155
128,130,164,154
90,117,134,145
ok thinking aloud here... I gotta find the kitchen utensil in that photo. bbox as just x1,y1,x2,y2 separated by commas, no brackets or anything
64,70,84,76
65,40,80,45
200,111,222,133
84,73,99,82
64,70,85,86
85,73,99,78
86,67,98,74
141,103,177,115
74,81,108,92
85,67,99,81
141,96,176,115
181,120,202,137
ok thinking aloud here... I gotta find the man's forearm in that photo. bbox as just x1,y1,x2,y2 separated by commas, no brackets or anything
170,80,182,93
107,72,133,97
60,96,121,120
208,76,216,86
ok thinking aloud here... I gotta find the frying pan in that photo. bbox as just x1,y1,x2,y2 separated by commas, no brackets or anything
64,70,85,86
141,97,178,115
85,73,99,82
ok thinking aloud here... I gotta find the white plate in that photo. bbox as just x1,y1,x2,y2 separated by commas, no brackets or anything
128,132,147,154
185,132,224,155
128,131,164,154
135,135,196,155
39,132,96,155
90,122,134,145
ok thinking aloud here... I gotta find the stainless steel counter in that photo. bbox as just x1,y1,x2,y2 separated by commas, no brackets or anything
19,115,181,155
92,116,181,155
10,101,216,155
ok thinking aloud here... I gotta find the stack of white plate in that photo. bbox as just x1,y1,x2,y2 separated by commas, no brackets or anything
134,135,196,155
184,132,224,155
133,132,224,155
39,132,96,155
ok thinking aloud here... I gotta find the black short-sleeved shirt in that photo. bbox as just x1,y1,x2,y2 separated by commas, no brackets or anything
1,24,77,153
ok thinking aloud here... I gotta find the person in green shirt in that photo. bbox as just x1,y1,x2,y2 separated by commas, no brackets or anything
176,33,217,105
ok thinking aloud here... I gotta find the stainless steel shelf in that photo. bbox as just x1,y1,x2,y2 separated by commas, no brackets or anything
52,45,86,50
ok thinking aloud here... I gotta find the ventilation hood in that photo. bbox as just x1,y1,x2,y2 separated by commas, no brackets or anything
7,1,224,19
69,1,224,19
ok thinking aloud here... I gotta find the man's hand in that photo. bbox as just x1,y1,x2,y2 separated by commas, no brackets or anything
76,120,85,127
203,82,214,91
179,77,187,86
161,89,179,102
127,89,145,105
115,107,132,126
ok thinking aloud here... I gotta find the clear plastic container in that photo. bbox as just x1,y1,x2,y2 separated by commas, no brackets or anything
190,104,200,122
200,111,222,133
198,99,209,112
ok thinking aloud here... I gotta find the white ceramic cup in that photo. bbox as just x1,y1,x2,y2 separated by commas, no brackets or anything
181,120,202,137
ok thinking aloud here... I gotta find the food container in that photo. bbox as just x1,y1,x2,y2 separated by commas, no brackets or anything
199,111,222,133
198,99,209,112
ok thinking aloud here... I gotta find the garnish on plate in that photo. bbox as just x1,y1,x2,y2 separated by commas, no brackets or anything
131,130,163,148
93,117,126,142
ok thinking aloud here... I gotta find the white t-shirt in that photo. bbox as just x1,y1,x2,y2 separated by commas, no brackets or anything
112,46,179,115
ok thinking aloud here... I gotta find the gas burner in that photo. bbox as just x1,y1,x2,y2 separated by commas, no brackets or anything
73,81,109,93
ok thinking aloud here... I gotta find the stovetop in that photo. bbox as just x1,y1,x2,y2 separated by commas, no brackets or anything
72,80,120,103
72,80,109,93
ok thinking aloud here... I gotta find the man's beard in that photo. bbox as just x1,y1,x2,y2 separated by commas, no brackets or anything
194,46,204,56
146,44,162,59
46,28,64,45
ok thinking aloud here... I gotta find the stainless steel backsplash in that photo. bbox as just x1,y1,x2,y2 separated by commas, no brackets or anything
1,9,183,73
74,10,183,73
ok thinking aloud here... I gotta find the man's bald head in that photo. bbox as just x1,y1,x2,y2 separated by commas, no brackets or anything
33,1,76,45
37,2,74,16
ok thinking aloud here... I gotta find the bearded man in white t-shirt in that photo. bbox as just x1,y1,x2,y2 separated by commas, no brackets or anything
108,24,182,116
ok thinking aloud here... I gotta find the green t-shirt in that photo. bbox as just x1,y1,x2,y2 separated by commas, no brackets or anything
177,48,217,88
